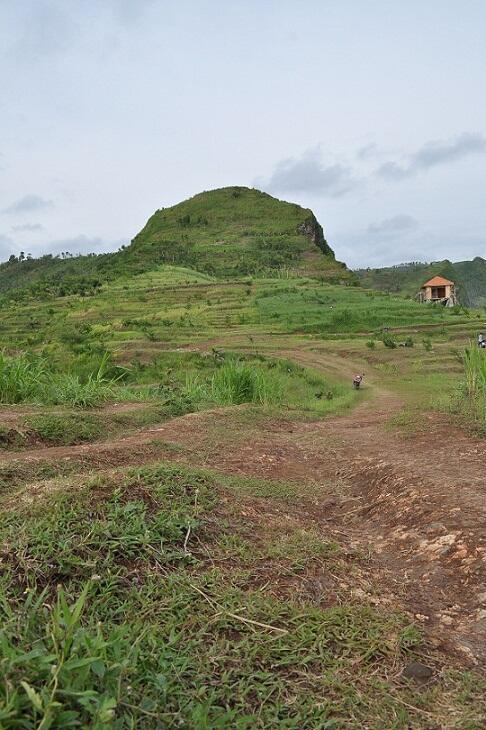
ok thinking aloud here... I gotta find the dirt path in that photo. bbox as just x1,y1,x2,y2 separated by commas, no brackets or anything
1,345,485,663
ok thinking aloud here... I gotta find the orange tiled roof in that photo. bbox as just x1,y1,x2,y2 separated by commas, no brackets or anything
422,275,454,287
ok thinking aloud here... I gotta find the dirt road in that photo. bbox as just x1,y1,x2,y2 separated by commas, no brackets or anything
1,344,485,662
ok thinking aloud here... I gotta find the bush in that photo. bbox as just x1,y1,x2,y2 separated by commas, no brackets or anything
382,334,397,349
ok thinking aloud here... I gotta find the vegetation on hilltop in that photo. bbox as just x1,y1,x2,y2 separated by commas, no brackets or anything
355,257,486,307
0,187,352,304
127,186,349,279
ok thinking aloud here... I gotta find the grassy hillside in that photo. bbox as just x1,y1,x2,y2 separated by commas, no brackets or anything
0,270,476,361
355,257,486,307
0,187,352,304
126,186,349,279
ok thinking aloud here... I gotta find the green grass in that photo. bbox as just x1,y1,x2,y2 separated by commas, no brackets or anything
180,355,353,417
0,352,121,407
0,462,483,728
447,344,486,433
0,187,350,306
26,413,104,446
0,187,484,727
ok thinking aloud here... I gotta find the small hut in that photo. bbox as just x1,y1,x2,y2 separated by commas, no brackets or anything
419,276,457,307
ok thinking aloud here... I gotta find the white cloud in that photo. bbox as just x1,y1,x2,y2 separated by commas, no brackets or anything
367,214,418,236
4,194,54,215
259,148,358,198
376,133,486,181
12,222,45,232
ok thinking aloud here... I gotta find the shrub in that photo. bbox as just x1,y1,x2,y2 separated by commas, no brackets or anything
382,334,397,349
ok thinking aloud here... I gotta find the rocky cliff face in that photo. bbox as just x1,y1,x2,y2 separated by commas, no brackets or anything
297,216,334,257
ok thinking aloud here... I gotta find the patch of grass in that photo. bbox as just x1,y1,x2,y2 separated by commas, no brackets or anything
44,373,115,407
0,352,124,408
181,355,354,418
266,528,339,570
27,413,104,445
0,463,484,727
210,360,284,405
447,344,486,433
386,408,430,438
0,352,47,404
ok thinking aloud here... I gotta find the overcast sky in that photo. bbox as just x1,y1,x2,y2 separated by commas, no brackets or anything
1,1,485,268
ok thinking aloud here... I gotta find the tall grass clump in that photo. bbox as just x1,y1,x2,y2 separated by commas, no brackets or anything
211,361,284,406
0,351,121,407
46,352,118,407
0,352,47,403
45,374,114,408
462,344,486,397
449,344,486,432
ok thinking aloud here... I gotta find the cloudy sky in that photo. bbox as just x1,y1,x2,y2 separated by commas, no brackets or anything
1,1,485,268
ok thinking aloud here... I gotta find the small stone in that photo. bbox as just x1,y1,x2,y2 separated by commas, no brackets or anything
402,661,434,681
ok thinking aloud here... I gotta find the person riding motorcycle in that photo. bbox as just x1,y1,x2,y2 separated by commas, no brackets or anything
353,373,364,389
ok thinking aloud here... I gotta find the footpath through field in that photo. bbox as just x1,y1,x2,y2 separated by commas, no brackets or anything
1,343,485,663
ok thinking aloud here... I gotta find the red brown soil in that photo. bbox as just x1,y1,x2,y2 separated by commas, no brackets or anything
1,347,485,663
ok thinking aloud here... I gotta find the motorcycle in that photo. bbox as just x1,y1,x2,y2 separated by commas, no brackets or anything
352,374,364,389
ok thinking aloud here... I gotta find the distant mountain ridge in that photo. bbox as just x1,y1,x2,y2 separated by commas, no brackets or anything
0,187,352,302
355,257,486,308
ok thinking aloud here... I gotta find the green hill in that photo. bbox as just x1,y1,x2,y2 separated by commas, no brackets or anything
126,186,349,279
0,187,352,302
355,257,486,307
